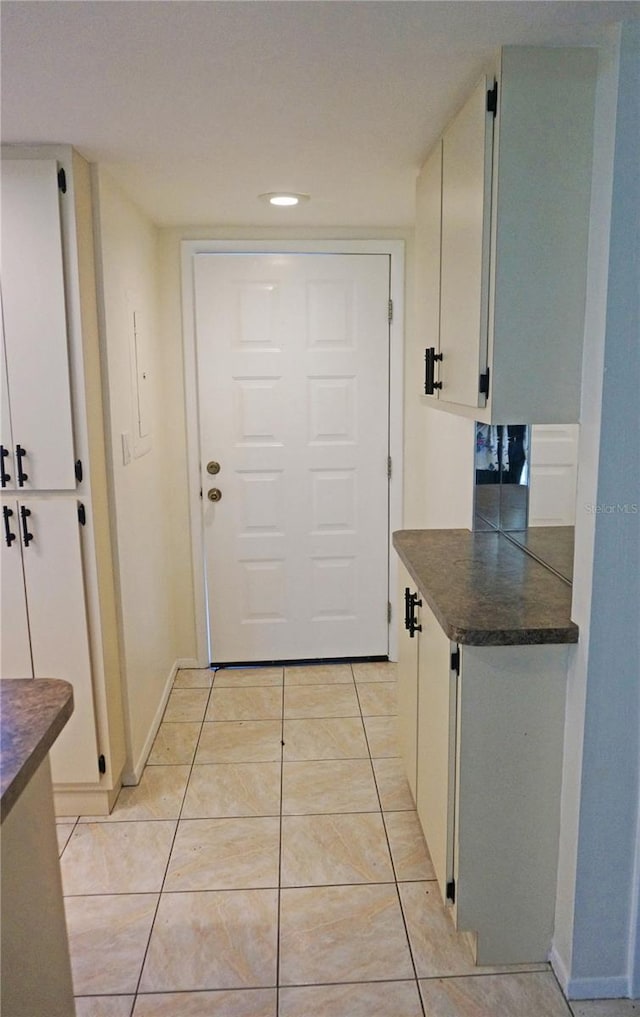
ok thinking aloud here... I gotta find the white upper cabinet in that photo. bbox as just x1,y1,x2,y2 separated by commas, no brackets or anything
1,159,77,489
419,47,598,424
1,318,15,490
439,76,494,409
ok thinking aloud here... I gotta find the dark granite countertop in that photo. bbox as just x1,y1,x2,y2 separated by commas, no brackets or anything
0,679,74,822
505,526,575,584
393,529,578,646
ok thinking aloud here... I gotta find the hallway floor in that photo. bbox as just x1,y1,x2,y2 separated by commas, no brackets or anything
57,662,632,1017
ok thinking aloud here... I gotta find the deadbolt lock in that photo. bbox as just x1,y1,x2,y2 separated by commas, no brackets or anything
206,461,221,475
208,488,222,502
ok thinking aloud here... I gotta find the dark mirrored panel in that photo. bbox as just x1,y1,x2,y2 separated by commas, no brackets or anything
473,423,575,584
474,424,529,532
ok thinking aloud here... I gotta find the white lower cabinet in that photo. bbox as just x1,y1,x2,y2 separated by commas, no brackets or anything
1,497,100,784
397,562,420,801
398,580,568,964
416,597,457,906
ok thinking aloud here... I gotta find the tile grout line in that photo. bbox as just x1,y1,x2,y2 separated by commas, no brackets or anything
57,814,80,859
129,666,217,1008
276,666,286,1016
69,663,572,1013
360,671,428,1017
64,672,209,1011
71,663,407,1011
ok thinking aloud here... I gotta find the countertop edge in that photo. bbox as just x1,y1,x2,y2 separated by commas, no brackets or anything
1,679,74,823
394,529,579,647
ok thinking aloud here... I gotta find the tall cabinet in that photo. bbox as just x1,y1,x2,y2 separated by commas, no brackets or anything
1,147,125,813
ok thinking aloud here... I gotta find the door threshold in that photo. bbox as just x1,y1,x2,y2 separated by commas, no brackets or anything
210,655,389,669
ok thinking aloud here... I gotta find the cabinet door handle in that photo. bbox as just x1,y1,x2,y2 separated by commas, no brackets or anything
404,587,412,631
404,587,422,638
3,506,16,546
424,348,443,395
20,505,33,547
1,445,10,487
15,445,28,487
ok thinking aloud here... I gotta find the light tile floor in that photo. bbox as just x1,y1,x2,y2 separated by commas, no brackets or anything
57,662,631,1017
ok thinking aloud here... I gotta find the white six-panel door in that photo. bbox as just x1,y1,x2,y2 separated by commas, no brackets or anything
194,253,390,663
529,424,579,526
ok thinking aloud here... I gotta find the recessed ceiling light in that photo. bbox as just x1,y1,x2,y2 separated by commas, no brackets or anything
259,192,310,207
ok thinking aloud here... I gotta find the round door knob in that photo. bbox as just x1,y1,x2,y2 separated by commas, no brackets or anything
207,461,221,475
208,488,222,502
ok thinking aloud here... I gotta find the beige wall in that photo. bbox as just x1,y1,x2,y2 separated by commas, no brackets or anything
95,215,426,773
93,168,188,780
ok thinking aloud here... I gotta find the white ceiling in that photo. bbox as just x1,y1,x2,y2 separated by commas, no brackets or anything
1,1,637,227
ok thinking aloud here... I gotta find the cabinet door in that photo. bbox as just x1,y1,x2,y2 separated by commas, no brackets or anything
396,563,420,802
1,316,17,491
439,77,494,409
19,498,99,784
416,140,443,398
0,500,33,677
1,160,76,490
416,600,457,901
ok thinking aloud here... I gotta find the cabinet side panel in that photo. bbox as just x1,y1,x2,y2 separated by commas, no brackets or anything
416,140,443,395
73,150,126,781
456,644,568,964
491,48,597,424
0,756,75,1017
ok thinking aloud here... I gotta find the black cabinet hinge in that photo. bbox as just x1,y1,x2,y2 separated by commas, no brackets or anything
446,878,456,904
98,754,106,774
479,368,490,398
75,459,83,483
78,503,86,526
451,647,460,675
486,82,498,117
388,298,393,323
57,167,67,193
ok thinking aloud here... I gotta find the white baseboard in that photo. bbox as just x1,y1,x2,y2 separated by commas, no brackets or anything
176,657,201,669
121,660,180,785
550,945,632,1000
54,784,120,817
569,975,630,1000
549,945,570,995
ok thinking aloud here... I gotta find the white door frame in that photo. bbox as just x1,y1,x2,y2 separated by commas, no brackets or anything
181,239,405,666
